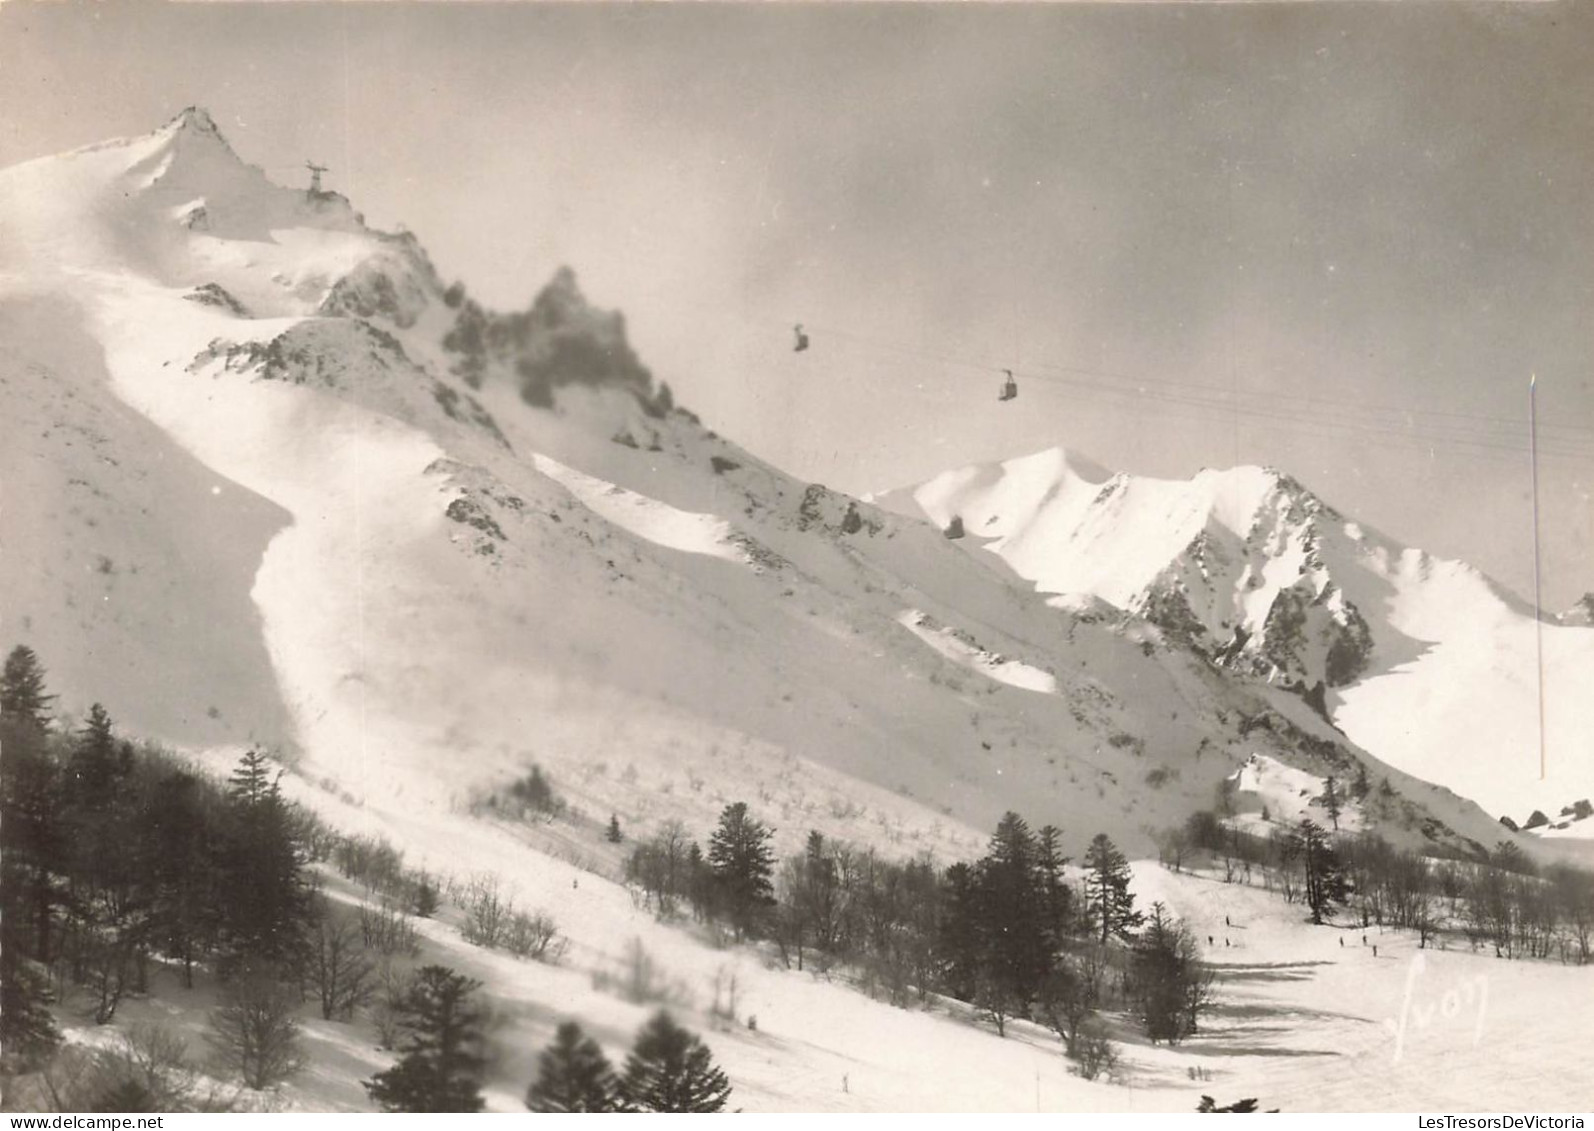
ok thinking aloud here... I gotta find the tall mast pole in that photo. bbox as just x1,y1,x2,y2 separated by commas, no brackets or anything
1530,374,1546,781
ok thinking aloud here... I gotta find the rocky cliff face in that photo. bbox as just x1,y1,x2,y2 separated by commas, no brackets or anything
1134,489,1377,697
442,266,672,415
884,453,1384,695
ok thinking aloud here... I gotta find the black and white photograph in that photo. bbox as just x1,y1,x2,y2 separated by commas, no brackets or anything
1,0,1591,1115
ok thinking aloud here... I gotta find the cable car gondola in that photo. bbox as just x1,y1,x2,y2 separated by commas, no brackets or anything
998,369,1017,402
793,324,810,353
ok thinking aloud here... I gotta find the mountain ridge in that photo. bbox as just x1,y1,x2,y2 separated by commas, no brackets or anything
877,446,1594,820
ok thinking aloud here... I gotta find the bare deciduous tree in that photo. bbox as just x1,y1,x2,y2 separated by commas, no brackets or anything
310,911,376,1020
359,900,420,957
461,875,509,948
206,972,306,1090
504,909,567,963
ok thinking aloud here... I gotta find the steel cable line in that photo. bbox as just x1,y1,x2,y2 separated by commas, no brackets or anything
805,319,1593,444
790,320,1594,461
1001,368,1594,463
1025,361,1594,450
985,368,1594,466
1010,379,1594,469
437,238,1590,458
479,222,1589,441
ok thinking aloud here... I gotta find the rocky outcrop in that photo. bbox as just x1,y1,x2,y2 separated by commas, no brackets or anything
184,282,248,316
442,267,672,416
317,231,443,329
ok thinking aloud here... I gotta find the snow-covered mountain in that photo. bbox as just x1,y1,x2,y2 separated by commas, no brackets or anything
876,448,1594,821
14,105,1594,1117
0,108,1516,869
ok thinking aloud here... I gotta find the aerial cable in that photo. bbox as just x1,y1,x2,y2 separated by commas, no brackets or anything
464,237,1587,456
792,321,1593,458
1011,372,1594,464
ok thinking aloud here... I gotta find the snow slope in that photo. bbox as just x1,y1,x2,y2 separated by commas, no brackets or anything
880,448,1594,822
896,609,1059,694
0,294,293,744
1131,862,1594,1112
1228,752,1364,834
529,453,750,565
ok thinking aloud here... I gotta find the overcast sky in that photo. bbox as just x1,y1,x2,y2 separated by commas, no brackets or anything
3,1,1590,607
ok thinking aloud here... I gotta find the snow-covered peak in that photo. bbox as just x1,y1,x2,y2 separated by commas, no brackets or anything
167,105,222,136
883,445,1594,820
0,108,438,324
133,106,294,199
880,449,1334,626
148,105,238,163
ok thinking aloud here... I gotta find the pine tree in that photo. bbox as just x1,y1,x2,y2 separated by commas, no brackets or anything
1084,833,1143,946
66,703,127,818
412,874,440,919
79,702,116,763
1290,820,1349,925
619,1011,732,1113
1322,776,1342,831
776,829,841,970
57,705,154,1024
364,966,487,1113
1,710,64,963
607,814,624,844
526,1021,619,1112
1492,839,1530,875
1,645,55,731
0,953,62,1073
1034,824,1074,954
145,771,222,988
898,854,943,1001
708,802,775,940
218,750,310,972
975,811,1050,1016
64,705,134,891
227,748,276,809
937,861,984,1003
799,830,840,953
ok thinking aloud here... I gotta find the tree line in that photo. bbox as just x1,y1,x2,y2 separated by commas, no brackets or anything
1,644,738,1113
2,645,324,1058
1173,802,1594,963
626,800,1217,1072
